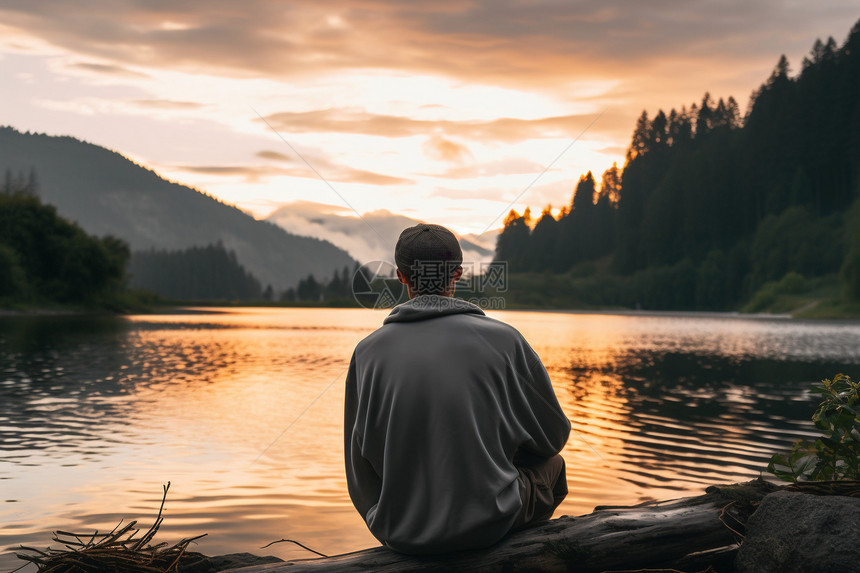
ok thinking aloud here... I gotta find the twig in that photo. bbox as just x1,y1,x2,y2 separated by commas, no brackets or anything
261,538,329,558
717,501,745,540
16,482,208,573
134,482,170,551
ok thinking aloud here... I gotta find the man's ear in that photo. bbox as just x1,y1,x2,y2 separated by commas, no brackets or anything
453,265,464,282
396,268,409,285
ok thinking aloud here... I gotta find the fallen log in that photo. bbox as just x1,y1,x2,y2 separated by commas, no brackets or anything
225,479,780,573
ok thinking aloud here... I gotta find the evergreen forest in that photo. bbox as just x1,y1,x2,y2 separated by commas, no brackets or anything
494,20,860,312
129,244,266,301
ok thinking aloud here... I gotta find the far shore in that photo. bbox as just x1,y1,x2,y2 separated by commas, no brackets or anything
3,297,860,320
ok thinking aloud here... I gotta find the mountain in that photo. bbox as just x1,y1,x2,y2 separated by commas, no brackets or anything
265,201,499,270
0,127,355,290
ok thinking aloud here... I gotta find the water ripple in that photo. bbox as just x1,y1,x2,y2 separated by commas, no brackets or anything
1,309,859,568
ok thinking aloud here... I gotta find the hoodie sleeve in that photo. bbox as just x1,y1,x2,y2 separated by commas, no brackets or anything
514,342,571,458
344,351,382,520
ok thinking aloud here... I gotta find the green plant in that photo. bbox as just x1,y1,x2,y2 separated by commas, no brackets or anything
768,374,860,482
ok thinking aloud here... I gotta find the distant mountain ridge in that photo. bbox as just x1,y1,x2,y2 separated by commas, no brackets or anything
265,201,498,268
0,127,355,290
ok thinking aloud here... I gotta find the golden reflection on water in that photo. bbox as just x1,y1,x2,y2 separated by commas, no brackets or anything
2,307,859,567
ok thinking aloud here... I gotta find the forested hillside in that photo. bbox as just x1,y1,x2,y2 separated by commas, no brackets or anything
496,19,860,311
0,185,128,307
0,129,356,291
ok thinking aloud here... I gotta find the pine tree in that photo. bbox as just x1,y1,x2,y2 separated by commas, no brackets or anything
627,111,651,160
572,172,597,212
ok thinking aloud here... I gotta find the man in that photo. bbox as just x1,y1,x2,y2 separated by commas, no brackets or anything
344,223,571,554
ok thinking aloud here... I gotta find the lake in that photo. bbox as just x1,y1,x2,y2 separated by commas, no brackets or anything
2,307,860,568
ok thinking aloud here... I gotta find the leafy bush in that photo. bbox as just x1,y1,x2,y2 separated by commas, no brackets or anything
768,374,860,482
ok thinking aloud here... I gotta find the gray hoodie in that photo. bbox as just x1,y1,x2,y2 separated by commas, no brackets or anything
344,295,571,554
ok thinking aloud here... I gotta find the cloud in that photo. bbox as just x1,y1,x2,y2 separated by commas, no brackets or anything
595,145,627,158
70,62,149,78
2,0,856,231
432,185,515,201
178,152,413,186
32,95,209,119
423,135,472,162
430,177,574,213
130,99,205,109
265,200,495,264
341,168,413,186
2,1,854,91
261,107,602,142
178,164,282,183
4,1,854,169
256,150,293,162
427,157,547,180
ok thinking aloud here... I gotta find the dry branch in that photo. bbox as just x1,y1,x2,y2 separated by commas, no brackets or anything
15,482,209,573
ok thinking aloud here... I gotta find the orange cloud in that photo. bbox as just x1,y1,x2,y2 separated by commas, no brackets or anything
3,1,854,93
261,108,604,142
427,157,546,180
130,99,205,109
256,150,294,162
422,135,472,163
179,153,413,186
70,62,149,77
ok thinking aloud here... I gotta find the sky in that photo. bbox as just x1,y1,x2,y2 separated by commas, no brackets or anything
1,1,857,235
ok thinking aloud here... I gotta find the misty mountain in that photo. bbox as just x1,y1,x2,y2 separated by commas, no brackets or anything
0,127,355,290
265,201,498,270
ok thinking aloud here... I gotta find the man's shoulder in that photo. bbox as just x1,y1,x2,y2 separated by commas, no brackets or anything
460,311,525,338
353,324,389,355
355,310,526,353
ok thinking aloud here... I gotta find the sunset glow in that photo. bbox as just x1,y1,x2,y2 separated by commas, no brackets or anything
0,1,855,233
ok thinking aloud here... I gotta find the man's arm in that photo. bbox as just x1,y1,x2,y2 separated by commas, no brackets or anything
344,352,382,520
514,344,571,458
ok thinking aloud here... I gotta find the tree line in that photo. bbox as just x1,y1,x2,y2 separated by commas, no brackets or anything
0,173,355,305
495,19,860,310
129,246,358,303
0,181,129,306
129,243,266,301
281,264,358,303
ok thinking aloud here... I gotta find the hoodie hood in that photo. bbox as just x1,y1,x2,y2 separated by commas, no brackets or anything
383,295,485,324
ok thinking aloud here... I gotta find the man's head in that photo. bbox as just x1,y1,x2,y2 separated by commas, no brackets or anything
394,223,463,298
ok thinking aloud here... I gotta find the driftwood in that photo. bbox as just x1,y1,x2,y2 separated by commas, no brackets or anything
226,479,780,573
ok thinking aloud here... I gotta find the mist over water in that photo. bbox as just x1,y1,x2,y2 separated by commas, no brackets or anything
2,308,859,568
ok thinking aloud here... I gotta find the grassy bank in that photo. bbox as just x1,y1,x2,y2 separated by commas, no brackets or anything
742,273,860,319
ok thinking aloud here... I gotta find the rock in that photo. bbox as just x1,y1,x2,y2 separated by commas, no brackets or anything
209,553,284,570
735,490,860,573
177,552,284,572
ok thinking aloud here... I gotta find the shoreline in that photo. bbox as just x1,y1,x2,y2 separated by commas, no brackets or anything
3,301,859,321
13,479,857,573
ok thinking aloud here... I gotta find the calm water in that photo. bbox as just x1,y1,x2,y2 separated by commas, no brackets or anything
2,307,860,569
